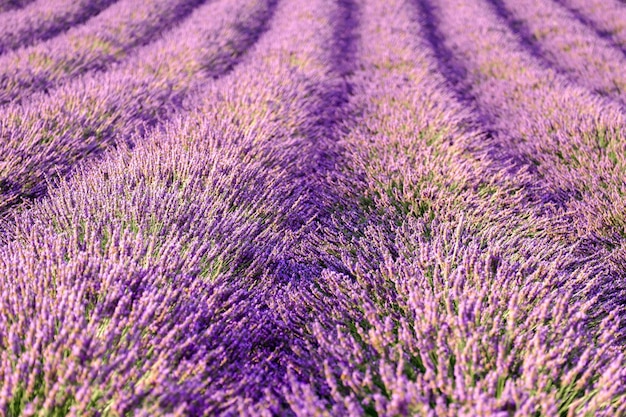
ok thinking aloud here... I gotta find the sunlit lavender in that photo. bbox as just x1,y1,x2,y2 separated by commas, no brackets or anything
0,0,624,415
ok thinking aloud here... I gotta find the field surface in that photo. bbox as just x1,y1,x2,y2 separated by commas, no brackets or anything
0,0,625,415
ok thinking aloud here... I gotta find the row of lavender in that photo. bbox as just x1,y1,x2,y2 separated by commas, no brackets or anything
0,0,35,14
0,0,625,415
0,0,117,55
0,0,205,105
0,0,348,413
0,0,274,217
488,0,626,104
557,0,626,52
290,0,626,414
424,0,626,312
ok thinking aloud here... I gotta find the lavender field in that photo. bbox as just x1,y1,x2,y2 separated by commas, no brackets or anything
0,0,625,415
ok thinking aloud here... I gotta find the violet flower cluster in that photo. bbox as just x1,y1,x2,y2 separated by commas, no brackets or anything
0,0,625,415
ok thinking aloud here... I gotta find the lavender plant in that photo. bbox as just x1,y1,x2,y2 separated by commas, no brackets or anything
422,0,626,256
0,0,354,412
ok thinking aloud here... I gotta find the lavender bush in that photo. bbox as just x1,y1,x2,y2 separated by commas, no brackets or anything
0,0,625,415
